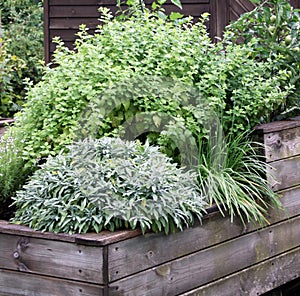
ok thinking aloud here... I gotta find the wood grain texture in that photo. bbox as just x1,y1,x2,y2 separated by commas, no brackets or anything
0,269,103,296
108,186,300,282
181,246,300,296
0,234,104,284
263,126,300,162
266,185,300,222
0,220,141,246
267,155,300,191
108,216,300,295
256,120,300,134
108,212,245,282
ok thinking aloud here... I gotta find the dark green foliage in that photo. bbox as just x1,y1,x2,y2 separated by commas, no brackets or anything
0,0,43,117
12,137,206,234
0,133,31,219
224,0,300,119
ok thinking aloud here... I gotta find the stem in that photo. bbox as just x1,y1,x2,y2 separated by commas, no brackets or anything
139,0,145,13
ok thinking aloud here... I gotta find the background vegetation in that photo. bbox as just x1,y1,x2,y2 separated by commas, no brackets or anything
0,0,43,117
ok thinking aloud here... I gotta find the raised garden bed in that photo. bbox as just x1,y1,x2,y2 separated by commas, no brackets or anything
0,120,300,295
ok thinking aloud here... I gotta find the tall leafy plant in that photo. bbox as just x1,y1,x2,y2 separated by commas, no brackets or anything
0,0,43,117
224,0,300,119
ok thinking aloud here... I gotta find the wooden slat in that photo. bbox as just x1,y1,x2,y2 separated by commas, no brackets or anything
0,234,104,284
108,186,300,282
229,0,256,17
44,0,50,64
0,269,103,296
50,41,75,52
50,29,96,41
256,120,300,134
108,216,300,295
267,155,300,191
0,220,141,246
267,185,300,222
263,126,300,163
181,246,300,296
50,6,103,18
49,18,101,29
108,211,244,282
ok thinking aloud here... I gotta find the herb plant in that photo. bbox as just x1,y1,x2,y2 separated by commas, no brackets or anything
12,137,206,234
197,131,281,226
0,133,30,219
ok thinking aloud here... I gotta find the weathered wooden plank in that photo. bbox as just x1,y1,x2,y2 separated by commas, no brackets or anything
180,246,300,296
108,186,300,282
263,126,300,162
50,41,75,52
266,185,300,222
108,211,245,282
49,18,101,30
229,0,256,21
50,6,103,18
108,216,300,295
0,233,104,284
0,220,141,246
256,120,300,135
267,155,300,191
50,29,96,41
0,269,103,296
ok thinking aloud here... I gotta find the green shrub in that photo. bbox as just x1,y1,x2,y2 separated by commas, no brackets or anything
12,137,206,234
0,0,43,117
0,39,26,116
11,6,291,166
0,133,30,219
224,0,300,119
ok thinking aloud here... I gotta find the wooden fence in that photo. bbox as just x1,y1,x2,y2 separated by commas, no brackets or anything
0,119,300,295
43,0,300,63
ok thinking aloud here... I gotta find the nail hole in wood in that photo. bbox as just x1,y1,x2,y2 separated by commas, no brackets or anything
79,269,82,273
115,247,119,251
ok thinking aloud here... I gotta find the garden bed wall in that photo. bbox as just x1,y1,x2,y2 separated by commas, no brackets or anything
0,119,300,295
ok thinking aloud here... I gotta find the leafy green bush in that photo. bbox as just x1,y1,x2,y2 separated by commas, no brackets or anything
224,0,300,118
11,6,291,166
0,39,26,116
0,133,31,219
0,0,43,117
1,3,289,227
12,137,206,234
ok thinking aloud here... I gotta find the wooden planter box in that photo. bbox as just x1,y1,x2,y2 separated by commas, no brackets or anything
1,120,300,295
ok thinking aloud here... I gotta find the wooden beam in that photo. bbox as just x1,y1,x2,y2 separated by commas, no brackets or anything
0,234,104,284
267,155,300,191
0,269,103,296
180,246,300,296
108,216,300,295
